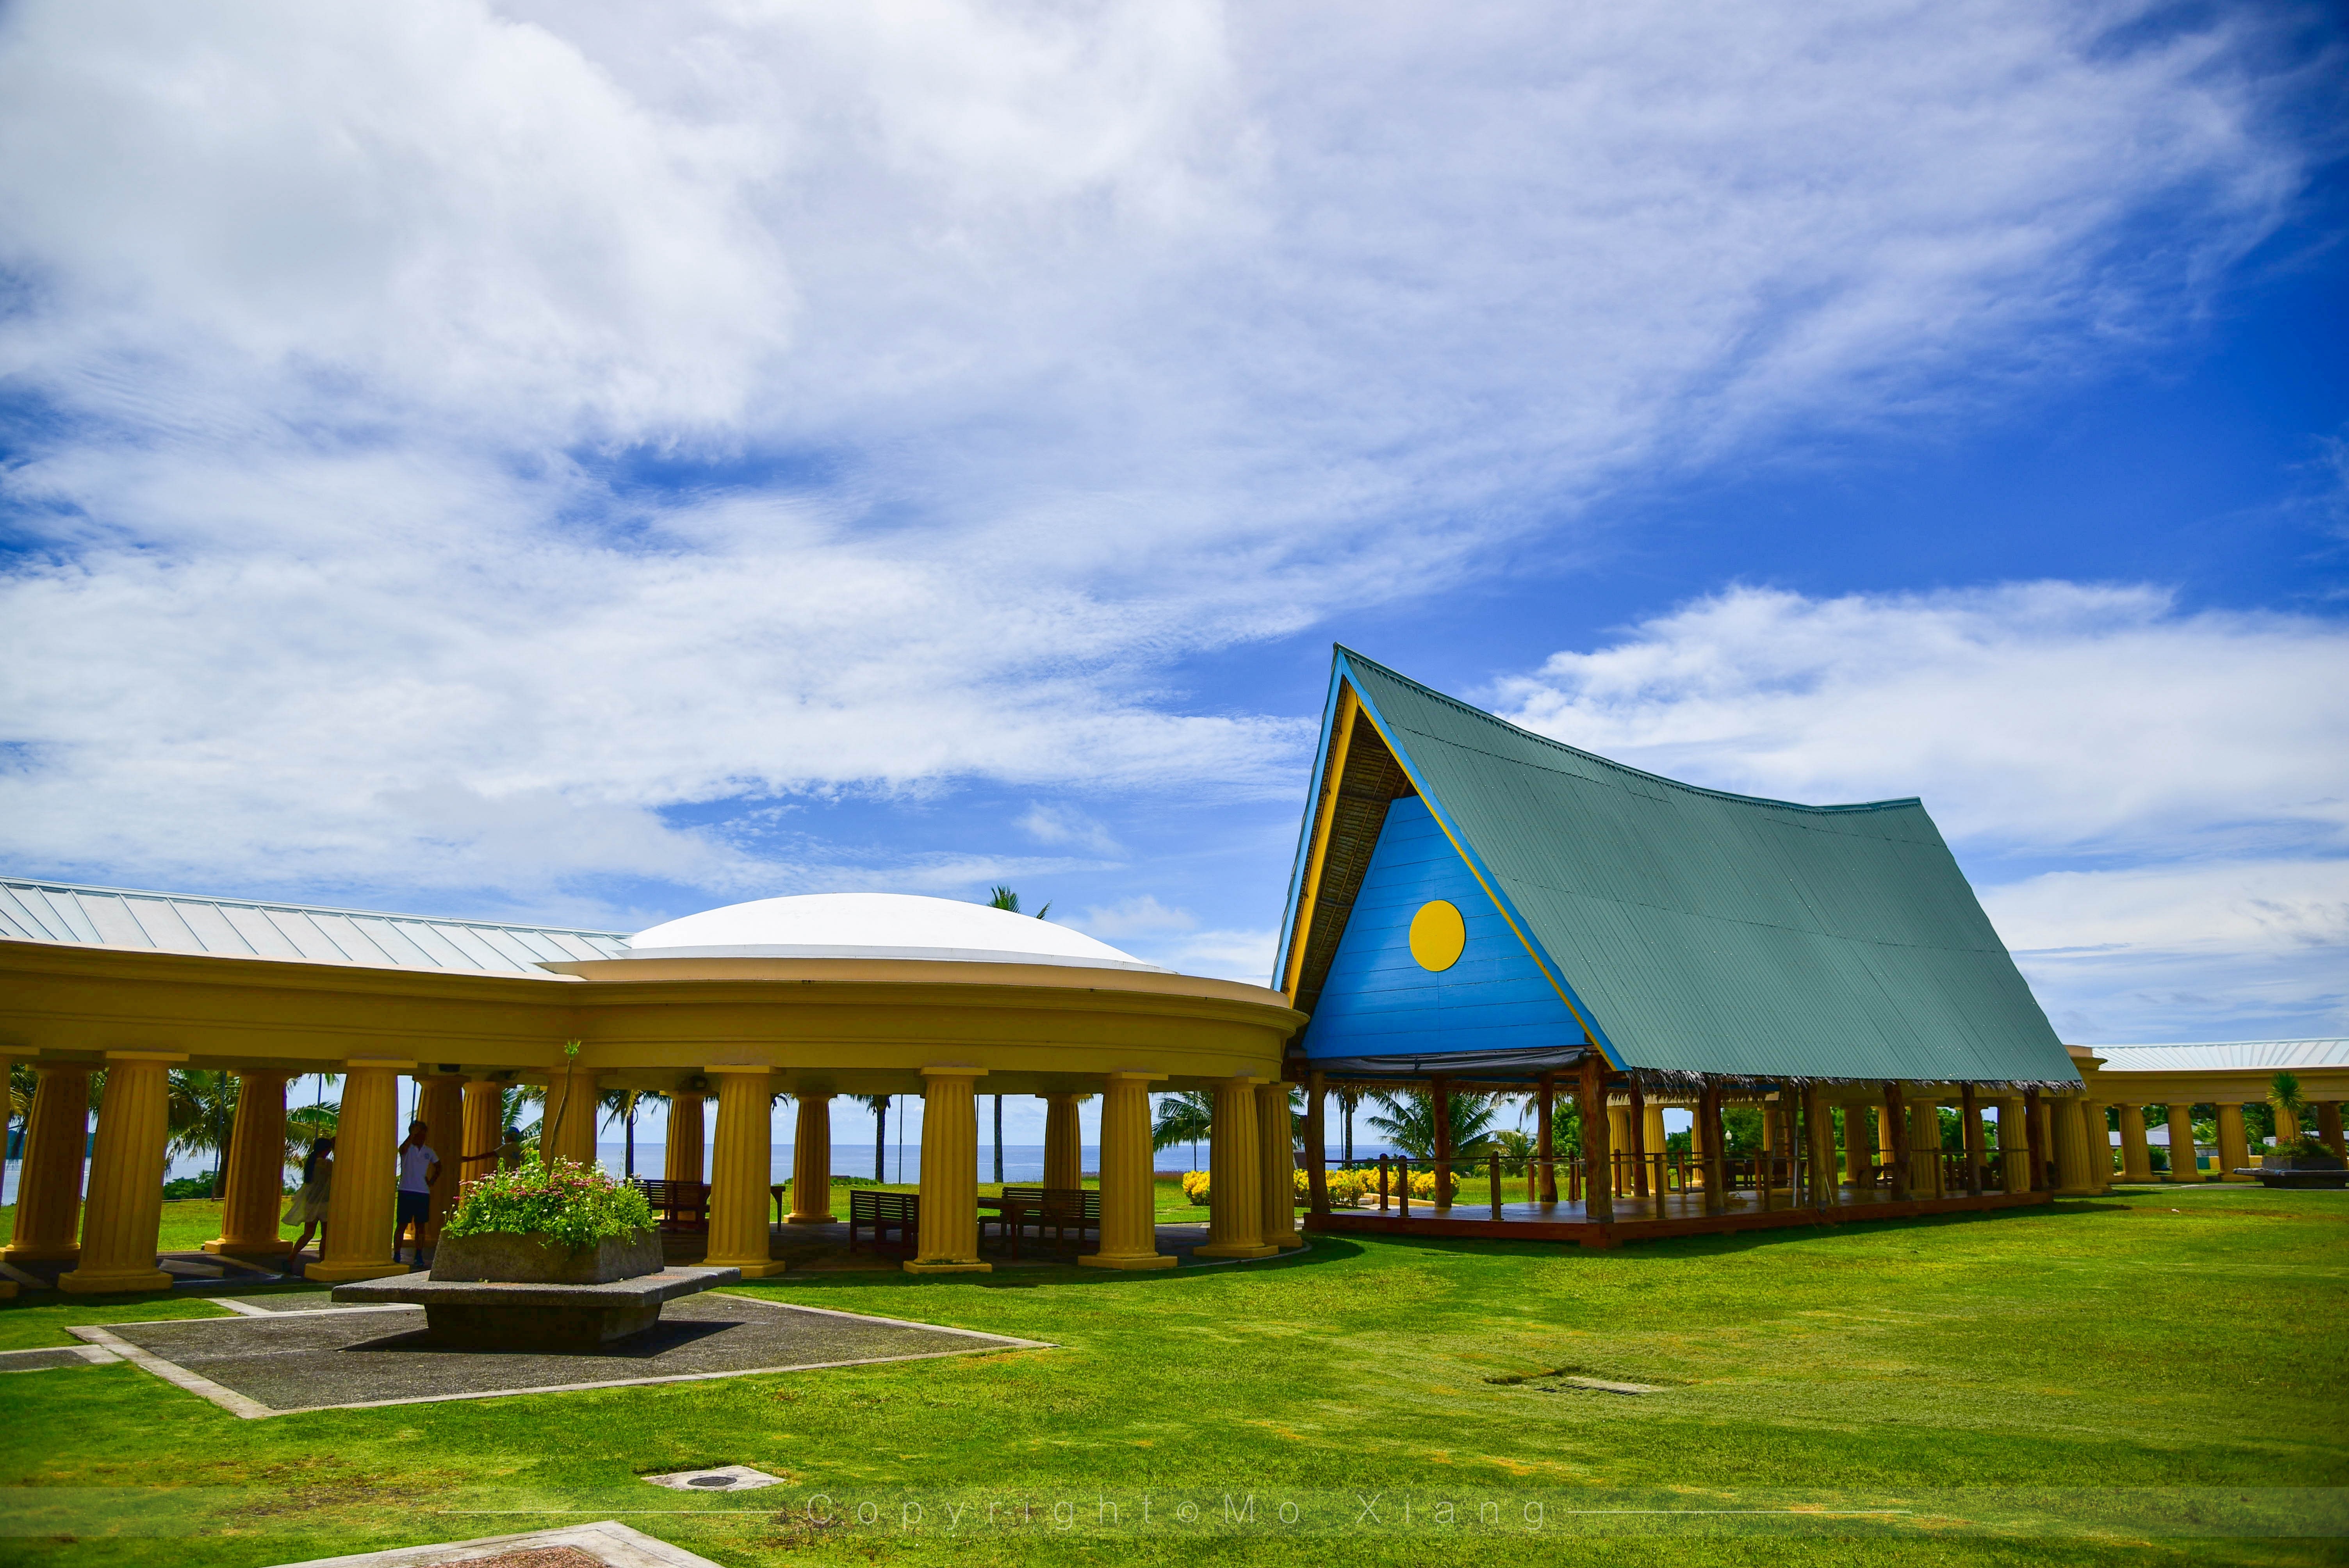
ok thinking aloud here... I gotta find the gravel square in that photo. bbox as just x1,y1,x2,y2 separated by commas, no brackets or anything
77,1290,1046,1417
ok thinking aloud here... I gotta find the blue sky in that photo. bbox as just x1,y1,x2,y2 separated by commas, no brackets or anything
4,2,2346,1160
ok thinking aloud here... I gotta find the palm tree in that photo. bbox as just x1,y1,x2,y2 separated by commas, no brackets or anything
986,885,1053,920
851,1094,891,1182
1365,1089,1500,1161
600,1089,642,1178
165,1069,239,1197
1151,1091,1214,1169
285,1100,339,1167
1335,1085,1366,1164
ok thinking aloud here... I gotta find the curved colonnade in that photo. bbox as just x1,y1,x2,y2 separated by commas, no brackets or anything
0,940,1304,1292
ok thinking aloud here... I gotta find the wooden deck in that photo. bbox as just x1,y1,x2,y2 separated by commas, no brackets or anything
1306,1186,2050,1247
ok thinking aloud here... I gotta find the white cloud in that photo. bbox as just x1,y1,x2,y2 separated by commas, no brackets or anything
1494,583,2349,1037
1069,895,1197,939
0,1,2326,908
1016,804,1121,856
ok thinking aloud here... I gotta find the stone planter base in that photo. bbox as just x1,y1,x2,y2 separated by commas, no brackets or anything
330,1265,740,1350
2243,1169,2349,1189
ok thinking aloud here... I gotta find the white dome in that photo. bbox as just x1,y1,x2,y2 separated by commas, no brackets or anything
624,893,1163,972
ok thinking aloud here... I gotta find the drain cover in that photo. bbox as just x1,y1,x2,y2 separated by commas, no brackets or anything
642,1465,787,1492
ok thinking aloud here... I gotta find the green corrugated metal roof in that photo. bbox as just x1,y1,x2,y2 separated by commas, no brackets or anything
1327,648,2077,1085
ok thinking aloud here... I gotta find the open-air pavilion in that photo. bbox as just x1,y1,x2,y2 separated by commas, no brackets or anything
1273,648,2096,1247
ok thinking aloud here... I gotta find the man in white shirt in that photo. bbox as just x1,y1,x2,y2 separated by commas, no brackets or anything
394,1120,440,1267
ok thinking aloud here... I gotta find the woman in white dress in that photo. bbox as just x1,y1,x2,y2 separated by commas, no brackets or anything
284,1135,334,1263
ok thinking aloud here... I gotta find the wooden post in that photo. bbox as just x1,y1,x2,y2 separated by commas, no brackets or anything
1305,1072,1329,1217
2025,1089,2047,1192
1377,1153,1390,1213
1397,1152,1410,1217
1884,1082,1911,1202
1580,1055,1613,1224
1489,1153,1503,1222
1431,1078,1453,1208
1698,1081,1726,1216
1804,1085,1835,1213
1536,1073,1558,1204
1960,1084,1984,1196
1627,1079,1649,1200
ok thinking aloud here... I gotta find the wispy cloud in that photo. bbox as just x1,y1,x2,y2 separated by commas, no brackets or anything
0,0,2325,916
1493,582,2349,1037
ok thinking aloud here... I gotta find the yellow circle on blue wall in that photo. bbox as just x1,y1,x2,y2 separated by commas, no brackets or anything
1408,900,1466,972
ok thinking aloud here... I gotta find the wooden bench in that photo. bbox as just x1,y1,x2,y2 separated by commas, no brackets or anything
848,1189,920,1254
629,1178,709,1233
993,1186,1100,1258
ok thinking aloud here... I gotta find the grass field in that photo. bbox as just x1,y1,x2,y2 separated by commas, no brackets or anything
2,1183,2343,1566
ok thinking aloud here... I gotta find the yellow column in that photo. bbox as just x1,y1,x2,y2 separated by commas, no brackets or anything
1041,1092,1083,1189
206,1069,292,1257
665,1088,706,1185
1199,1075,1274,1258
0,1053,11,1296
705,1066,786,1277
1257,1082,1302,1249
59,1051,183,1294
2082,1099,2110,1192
2164,1103,2198,1181
1084,1071,1173,1270
908,1066,990,1274
2051,1096,2098,1196
1909,1099,1942,1196
1804,1087,1834,1210
1877,1098,1899,1178
1607,1106,1633,1195
415,1073,466,1242
1841,1103,1872,1189
2317,1101,2344,1158
5,1063,93,1263
2215,1102,2251,1181
308,1058,409,1283
1998,1096,2030,1194
460,1078,504,1183
2117,1106,2152,1182
540,1064,600,1168
1642,1103,1668,1194
787,1093,834,1223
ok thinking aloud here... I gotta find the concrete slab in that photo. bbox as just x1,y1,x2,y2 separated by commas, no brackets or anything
0,1344,120,1372
73,1289,1050,1417
264,1519,722,1568
640,1464,785,1492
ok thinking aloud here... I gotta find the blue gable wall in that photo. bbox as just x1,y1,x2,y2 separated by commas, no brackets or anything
1299,793,1581,1062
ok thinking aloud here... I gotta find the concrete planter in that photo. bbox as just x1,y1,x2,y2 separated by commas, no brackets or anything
429,1228,662,1285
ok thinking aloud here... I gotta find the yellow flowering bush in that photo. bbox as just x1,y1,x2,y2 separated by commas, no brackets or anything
1180,1169,1212,1205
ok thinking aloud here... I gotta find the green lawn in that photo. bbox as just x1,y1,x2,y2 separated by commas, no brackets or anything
1,1184,2342,1566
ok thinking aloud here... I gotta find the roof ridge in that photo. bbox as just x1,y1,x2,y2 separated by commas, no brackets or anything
0,875,628,939
1332,643,1921,816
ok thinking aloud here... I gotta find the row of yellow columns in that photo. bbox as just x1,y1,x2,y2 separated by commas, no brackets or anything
2,1055,1307,1288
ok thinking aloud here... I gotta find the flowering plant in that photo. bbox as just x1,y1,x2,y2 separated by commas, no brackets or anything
441,1153,654,1252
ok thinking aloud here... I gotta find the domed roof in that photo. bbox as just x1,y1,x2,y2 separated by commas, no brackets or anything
624,893,1163,972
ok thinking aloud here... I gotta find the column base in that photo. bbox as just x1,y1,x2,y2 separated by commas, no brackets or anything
203,1238,293,1259
784,1213,837,1226
1080,1252,1177,1271
59,1267,172,1295
1194,1241,1278,1259
1269,1228,1306,1250
903,1259,993,1274
709,1257,790,1278
2051,1184,2100,1197
2,1243,80,1264
305,1260,413,1284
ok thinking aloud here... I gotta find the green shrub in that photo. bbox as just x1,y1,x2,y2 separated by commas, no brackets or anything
441,1154,653,1252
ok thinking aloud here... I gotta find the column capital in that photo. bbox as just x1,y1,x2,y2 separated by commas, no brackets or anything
920,1064,987,1080
103,1050,186,1063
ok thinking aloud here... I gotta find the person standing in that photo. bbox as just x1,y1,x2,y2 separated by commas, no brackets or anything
393,1120,440,1267
284,1134,335,1268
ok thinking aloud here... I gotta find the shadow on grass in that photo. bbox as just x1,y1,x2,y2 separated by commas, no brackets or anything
723,1233,1371,1296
